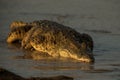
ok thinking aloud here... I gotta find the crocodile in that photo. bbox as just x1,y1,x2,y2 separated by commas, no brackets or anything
6,20,94,63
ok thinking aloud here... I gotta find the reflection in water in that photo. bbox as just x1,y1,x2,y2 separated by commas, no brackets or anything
7,43,21,50
7,41,120,73
18,51,94,71
33,64,94,71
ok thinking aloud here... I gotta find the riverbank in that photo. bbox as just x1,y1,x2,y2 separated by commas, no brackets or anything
0,68,73,80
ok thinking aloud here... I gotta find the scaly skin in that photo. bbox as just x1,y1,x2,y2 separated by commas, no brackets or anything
10,21,27,30
6,20,94,63
6,25,33,43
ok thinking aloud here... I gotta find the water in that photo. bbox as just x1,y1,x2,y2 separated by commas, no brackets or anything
0,0,120,80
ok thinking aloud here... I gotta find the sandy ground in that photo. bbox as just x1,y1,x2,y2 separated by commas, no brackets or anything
0,67,73,80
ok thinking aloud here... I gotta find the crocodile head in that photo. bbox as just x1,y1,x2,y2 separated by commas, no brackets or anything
60,44,95,63
61,42,95,63
65,33,94,63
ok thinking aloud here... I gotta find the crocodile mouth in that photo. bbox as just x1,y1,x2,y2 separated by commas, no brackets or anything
77,53,95,63
78,57,94,63
58,48,94,63
67,48,94,63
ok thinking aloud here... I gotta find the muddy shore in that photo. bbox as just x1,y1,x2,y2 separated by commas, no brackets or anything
0,68,73,80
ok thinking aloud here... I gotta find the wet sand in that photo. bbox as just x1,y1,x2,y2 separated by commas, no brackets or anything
0,68,73,80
